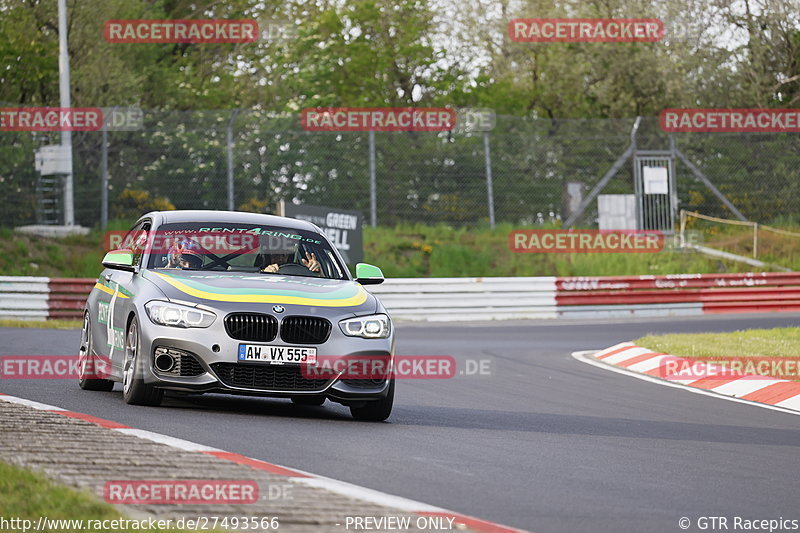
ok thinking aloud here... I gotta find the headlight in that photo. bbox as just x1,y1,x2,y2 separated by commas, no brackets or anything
339,314,391,339
145,301,216,328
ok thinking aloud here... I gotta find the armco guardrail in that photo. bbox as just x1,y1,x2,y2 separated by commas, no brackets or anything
0,276,95,320
1,272,798,322
368,277,558,320
370,272,800,320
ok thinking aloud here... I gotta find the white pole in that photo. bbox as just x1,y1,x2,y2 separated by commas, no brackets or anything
57,0,74,226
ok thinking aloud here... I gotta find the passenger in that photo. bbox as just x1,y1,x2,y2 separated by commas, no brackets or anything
166,240,204,269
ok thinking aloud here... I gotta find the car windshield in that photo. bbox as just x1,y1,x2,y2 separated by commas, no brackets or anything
146,222,348,280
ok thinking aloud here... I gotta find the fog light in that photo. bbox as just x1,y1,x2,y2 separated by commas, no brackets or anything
154,350,176,372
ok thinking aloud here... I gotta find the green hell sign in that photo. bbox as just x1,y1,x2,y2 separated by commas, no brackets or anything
279,201,364,264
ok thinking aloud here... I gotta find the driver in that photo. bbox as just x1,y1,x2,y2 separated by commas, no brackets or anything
166,239,203,269
261,251,321,274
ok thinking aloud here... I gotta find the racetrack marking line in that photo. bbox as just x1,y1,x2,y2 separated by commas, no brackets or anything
114,428,223,452
594,343,637,360
0,395,66,411
572,350,800,417
0,392,530,533
615,352,664,368
601,347,655,365
626,354,670,373
202,451,311,478
293,476,442,512
709,378,787,397
58,411,130,428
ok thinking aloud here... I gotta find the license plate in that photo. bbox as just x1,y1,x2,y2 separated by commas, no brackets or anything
237,344,317,365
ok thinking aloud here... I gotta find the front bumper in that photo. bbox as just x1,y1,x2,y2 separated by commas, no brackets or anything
137,316,394,403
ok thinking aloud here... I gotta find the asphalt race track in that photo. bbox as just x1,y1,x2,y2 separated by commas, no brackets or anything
3,313,800,533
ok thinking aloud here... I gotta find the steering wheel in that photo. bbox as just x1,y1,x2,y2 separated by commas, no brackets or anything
277,263,314,275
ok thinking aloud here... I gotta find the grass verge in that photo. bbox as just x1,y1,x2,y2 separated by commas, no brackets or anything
0,319,81,329
635,328,800,380
0,460,211,532
0,220,783,278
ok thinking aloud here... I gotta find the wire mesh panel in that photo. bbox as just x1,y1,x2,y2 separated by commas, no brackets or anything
1,113,798,228
634,154,676,232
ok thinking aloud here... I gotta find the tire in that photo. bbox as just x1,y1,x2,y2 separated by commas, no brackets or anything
122,317,163,406
291,395,326,406
349,378,394,422
78,312,114,391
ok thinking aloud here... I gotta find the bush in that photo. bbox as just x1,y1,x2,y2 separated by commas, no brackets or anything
110,189,175,219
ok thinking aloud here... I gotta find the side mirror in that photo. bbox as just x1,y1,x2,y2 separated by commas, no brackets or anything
355,263,384,285
102,249,136,272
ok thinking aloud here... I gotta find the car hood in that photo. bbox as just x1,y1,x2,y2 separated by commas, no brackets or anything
142,269,376,312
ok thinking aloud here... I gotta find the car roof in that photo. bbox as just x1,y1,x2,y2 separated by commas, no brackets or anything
145,210,319,232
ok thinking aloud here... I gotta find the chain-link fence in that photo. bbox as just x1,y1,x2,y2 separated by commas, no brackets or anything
2,112,799,229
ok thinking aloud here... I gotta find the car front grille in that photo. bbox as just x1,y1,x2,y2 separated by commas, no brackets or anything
279,316,331,344
224,313,278,342
179,354,205,376
211,362,329,391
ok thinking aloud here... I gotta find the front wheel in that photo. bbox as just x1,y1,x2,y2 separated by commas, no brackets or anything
349,378,394,422
122,317,163,406
78,313,114,391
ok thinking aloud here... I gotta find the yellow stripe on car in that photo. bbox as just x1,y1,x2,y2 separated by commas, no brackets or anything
93,283,130,298
153,272,369,307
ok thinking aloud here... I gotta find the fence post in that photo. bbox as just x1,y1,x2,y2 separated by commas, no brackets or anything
100,126,108,229
753,223,758,259
226,109,240,212
58,0,74,226
483,131,496,228
369,130,377,227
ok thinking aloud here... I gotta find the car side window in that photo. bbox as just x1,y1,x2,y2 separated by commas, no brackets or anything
130,222,151,267
120,220,151,267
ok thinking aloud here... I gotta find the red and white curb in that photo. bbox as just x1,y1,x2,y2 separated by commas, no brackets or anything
0,392,527,533
572,342,800,416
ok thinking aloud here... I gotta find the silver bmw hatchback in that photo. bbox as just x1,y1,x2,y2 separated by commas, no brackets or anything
78,210,394,421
